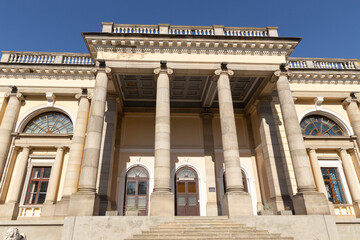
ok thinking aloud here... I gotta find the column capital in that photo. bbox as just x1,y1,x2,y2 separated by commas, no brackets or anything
91,67,111,75
153,67,173,75
56,146,65,151
307,147,318,152
4,92,24,101
75,93,92,100
200,111,213,119
214,69,234,77
337,148,349,154
342,96,360,110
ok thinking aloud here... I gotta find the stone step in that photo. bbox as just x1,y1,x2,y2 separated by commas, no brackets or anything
126,236,292,240
145,229,266,234
159,223,246,227
134,233,278,238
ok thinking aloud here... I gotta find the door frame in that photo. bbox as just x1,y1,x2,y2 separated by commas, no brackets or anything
175,166,200,216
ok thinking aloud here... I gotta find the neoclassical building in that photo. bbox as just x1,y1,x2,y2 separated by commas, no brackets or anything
0,22,359,239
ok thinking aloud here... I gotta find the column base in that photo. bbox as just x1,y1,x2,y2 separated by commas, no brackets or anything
67,193,99,216
222,192,253,216
293,192,331,215
353,200,360,218
0,202,19,220
150,191,174,216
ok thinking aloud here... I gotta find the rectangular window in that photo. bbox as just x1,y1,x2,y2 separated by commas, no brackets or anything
24,167,51,205
321,167,347,204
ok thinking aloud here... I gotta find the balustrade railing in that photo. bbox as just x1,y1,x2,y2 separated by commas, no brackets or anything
224,27,268,37
18,206,42,217
333,204,355,216
108,23,276,37
288,58,360,70
1,52,94,65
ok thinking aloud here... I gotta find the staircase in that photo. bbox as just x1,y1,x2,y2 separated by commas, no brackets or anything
125,217,293,240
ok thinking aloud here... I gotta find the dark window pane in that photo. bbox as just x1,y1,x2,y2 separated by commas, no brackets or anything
37,193,46,204
42,168,51,178
127,182,136,195
177,182,185,193
138,182,147,195
39,181,49,192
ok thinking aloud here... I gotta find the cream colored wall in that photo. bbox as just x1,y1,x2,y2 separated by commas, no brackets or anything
117,112,258,215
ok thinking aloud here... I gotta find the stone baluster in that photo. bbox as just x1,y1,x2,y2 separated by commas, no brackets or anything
215,63,253,216
62,91,90,198
45,147,64,204
275,65,330,215
150,61,174,216
0,89,23,177
68,64,110,216
338,149,360,217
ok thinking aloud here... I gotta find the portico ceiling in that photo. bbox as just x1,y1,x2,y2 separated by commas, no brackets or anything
115,73,264,108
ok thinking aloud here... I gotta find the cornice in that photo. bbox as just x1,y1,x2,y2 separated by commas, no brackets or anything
289,71,360,85
0,65,95,80
86,37,297,57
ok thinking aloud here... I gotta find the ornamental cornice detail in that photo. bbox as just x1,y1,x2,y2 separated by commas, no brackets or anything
289,72,360,85
0,66,95,80
95,46,288,56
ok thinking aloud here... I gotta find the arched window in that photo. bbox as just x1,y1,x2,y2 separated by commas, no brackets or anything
300,115,344,136
124,166,149,216
23,112,73,134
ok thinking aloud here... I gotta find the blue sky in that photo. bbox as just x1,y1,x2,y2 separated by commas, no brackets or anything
0,0,359,59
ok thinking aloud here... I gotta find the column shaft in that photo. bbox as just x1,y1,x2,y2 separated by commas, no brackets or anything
150,66,174,216
153,70,172,192
45,147,64,203
78,69,109,193
62,95,90,197
215,67,253,216
344,98,360,149
308,149,327,196
217,71,243,192
339,149,360,201
7,147,30,203
0,93,22,175
276,74,316,192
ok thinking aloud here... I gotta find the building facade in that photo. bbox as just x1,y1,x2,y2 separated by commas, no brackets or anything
0,22,359,239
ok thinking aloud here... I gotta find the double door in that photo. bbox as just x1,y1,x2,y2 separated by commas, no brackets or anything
175,167,200,216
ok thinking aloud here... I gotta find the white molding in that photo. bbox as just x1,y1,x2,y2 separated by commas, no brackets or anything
117,161,154,216
298,108,354,136
318,159,352,204
15,104,76,133
172,162,206,216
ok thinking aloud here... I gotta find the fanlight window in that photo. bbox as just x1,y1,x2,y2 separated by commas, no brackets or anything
177,169,196,179
23,112,73,134
300,115,344,136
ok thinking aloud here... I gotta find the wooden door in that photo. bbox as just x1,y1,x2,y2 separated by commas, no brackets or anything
124,167,149,216
175,167,200,216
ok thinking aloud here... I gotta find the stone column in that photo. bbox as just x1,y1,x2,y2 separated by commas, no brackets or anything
256,99,291,213
215,65,253,216
62,93,90,198
45,147,64,204
339,149,360,217
68,66,111,216
343,96,360,150
275,67,330,215
7,147,30,203
150,62,174,216
0,91,23,176
1,147,30,219
308,149,327,195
